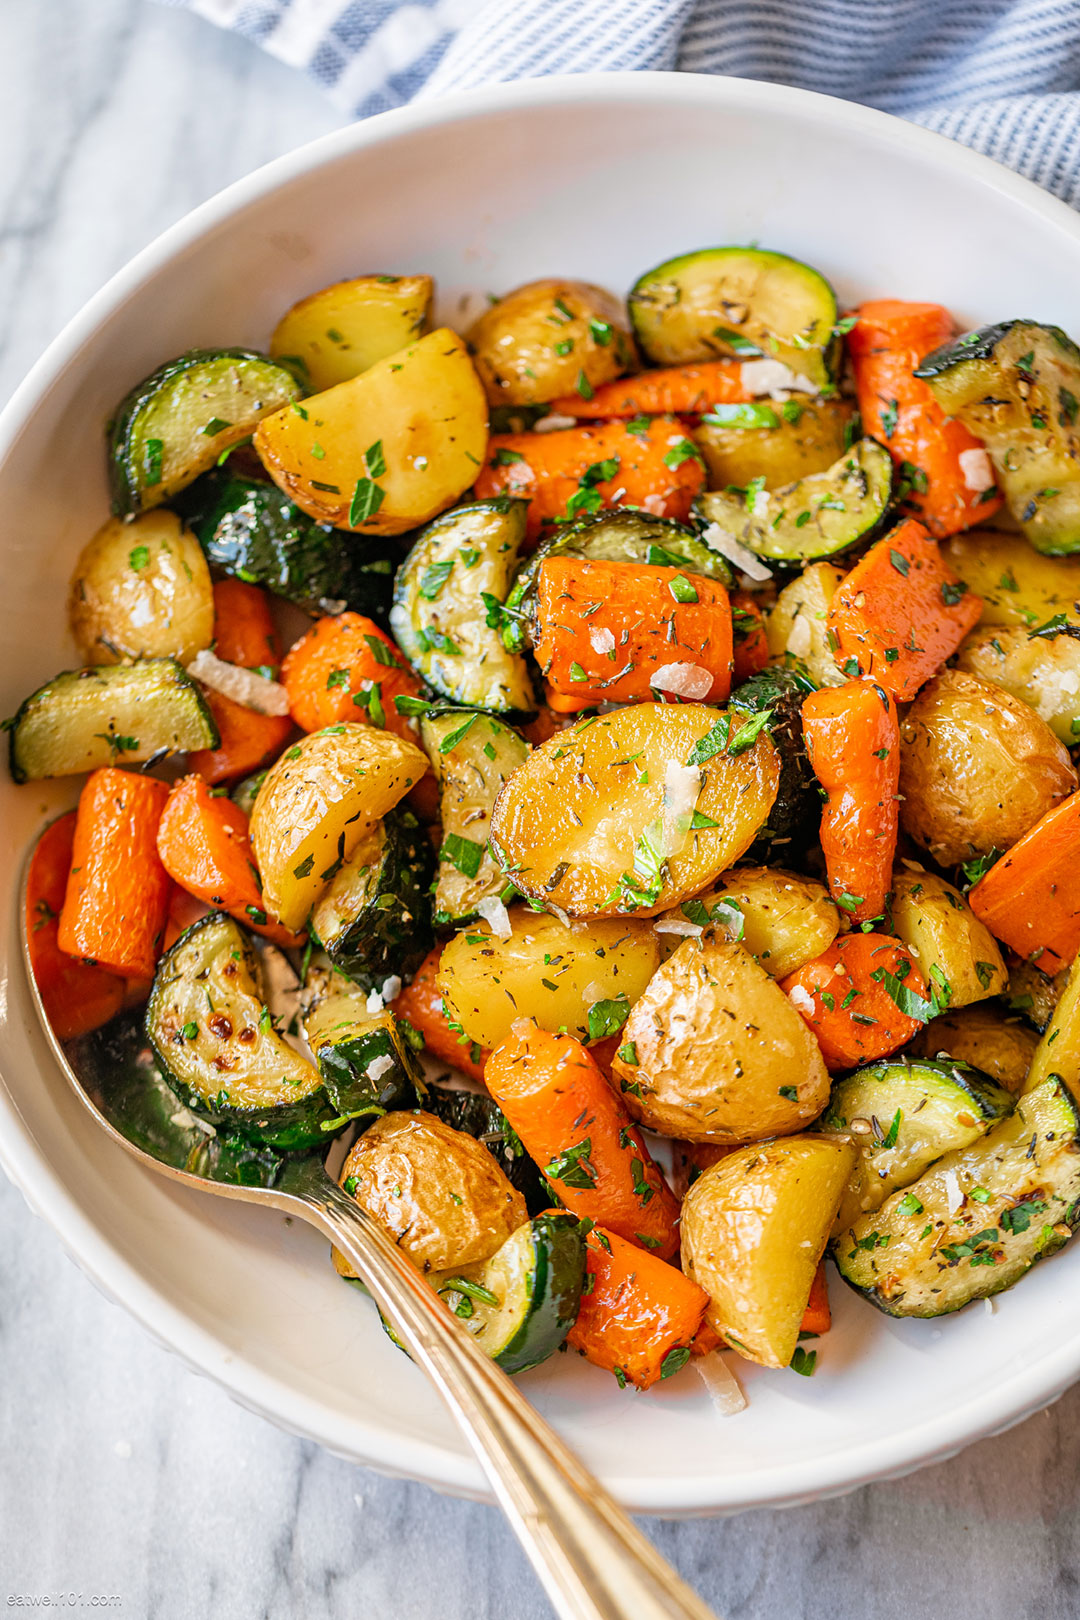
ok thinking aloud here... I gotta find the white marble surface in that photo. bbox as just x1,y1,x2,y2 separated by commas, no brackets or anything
4,5,1080,1616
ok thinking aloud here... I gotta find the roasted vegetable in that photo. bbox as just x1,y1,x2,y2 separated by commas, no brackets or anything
802,680,899,923
661,866,838,980
781,933,930,1072
69,509,214,666
765,562,847,687
270,273,433,391
730,662,820,856
309,809,433,987
694,396,855,490
941,529,1080,628
25,813,126,1041
465,278,635,406
423,1083,548,1213
889,868,1006,1007
956,624,1080,744
908,1005,1038,1093
1025,952,1080,1097
302,968,425,1121
419,709,529,926
568,1224,708,1389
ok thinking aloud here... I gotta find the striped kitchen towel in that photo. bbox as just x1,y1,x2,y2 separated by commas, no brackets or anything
160,0,1080,206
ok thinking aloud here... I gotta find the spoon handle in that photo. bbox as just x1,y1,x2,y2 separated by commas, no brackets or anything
298,1178,720,1620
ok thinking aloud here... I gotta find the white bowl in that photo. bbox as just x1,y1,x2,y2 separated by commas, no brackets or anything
3,71,1080,1515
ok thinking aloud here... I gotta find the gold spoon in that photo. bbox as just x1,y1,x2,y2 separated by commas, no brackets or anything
20,879,720,1620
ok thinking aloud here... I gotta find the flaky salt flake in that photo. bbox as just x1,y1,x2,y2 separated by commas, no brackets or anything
187,648,290,715
365,1054,394,1082
740,358,819,398
959,448,995,492
651,664,714,700
696,1351,747,1416
589,626,616,656
477,894,512,939
700,522,773,583
366,987,385,1015
534,413,577,433
654,918,703,937
944,1169,964,1214
788,984,816,1016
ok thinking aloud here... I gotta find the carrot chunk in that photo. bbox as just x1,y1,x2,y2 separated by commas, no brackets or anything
58,769,172,981
566,1225,709,1390
473,417,705,542
802,680,899,922
847,300,1003,537
730,590,770,683
156,774,302,948
827,517,982,701
280,612,422,741
189,579,292,784
781,933,930,1071
390,946,489,1082
547,359,750,420
801,1261,832,1337
25,813,126,1040
968,790,1080,973
484,1026,680,1258
533,556,732,708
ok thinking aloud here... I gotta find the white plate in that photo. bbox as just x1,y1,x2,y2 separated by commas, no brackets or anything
2,71,1080,1515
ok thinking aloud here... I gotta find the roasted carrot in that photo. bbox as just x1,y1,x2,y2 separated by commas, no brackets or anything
58,769,172,981
968,790,1080,973
162,884,212,952
730,590,770,684
801,1261,832,1337
827,518,983,702
280,612,422,741
533,556,732,708
802,680,899,922
472,416,706,542
25,813,126,1040
189,579,292,783
156,774,301,947
547,359,750,420
847,300,1003,537
566,1225,709,1390
484,1025,681,1258
780,933,930,1071
391,947,489,1082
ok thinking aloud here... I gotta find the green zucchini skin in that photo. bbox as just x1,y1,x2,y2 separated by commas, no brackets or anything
146,912,337,1151
439,1211,587,1374
179,471,397,623
915,320,1080,554
419,709,529,926
694,438,892,563
309,809,434,988
835,1078,1080,1317
302,974,426,1123
108,349,302,516
9,659,219,783
730,663,819,858
502,508,733,653
390,497,536,717
424,1083,549,1214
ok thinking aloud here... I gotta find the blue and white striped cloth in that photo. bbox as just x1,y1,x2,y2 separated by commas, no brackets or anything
161,0,1080,207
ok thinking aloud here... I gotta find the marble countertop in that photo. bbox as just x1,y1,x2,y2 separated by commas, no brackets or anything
4,5,1080,1616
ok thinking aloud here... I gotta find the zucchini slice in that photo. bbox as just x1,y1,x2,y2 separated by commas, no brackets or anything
501,508,733,653
434,1211,586,1374
179,471,397,622
694,437,892,562
309,809,434,988
916,321,1080,554
628,246,839,388
424,1082,549,1213
146,913,335,1150
419,709,529,926
730,663,818,856
824,1057,1012,1236
302,969,425,1123
390,497,535,717
695,396,856,491
9,659,218,783
835,1077,1080,1317
108,349,302,516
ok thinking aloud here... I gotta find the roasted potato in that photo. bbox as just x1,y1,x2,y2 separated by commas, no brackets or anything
941,530,1080,628
250,724,429,929
658,866,839,979
254,328,488,534
270,273,432,392
694,396,854,491
956,625,1080,744
466,278,635,406
334,1111,527,1275
610,934,831,1142
437,907,661,1050
898,670,1077,866
489,703,780,919
69,509,214,666
681,1135,855,1368
765,562,847,687
908,1005,1038,1092
889,868,1007,1007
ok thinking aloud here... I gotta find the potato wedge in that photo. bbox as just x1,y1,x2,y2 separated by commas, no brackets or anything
889,868,1007,1007
765,562,847,686
270,273,432,392
956,625,1080,744
611,935,830,1142
437,906,660,1050
253,328,488,535
681,1135,855,1368
466,278,635,406
908,1005,1038,1093
694,396,854,492
250,723,429,929
334,1111,527,1275
660,866,838,979
1025,951,1080,1098
489,703,779,919
941,530,1080,628
898,670,1077,866
69,509,213,666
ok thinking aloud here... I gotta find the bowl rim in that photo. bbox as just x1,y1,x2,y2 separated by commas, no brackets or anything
5,68,1080,1514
